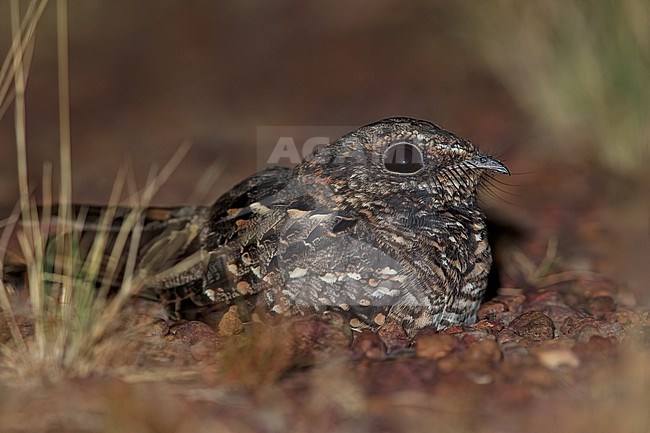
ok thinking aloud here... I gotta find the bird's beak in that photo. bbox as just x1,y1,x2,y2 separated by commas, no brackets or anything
469,155,510,175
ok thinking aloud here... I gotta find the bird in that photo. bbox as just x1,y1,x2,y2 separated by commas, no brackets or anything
123,117,509,336
4,117,509,336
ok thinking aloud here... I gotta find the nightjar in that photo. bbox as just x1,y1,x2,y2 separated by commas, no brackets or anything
127,117,509,335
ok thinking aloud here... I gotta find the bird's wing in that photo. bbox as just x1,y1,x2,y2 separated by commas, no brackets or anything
146,167,297,313
211,166,294,217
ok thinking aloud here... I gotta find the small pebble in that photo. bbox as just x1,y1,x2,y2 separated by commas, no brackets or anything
532,345,580,369
477,300,507,319
509,311,555,341
352,329,386,360
466,338,502,363
466,371,493,385
127,314,169,338
575,324,601,343
584,296,615,319
495,294,526,314
526,290,566,306
496,328,519,345
542,306,577,325
218,306,245,336
608,307,642,326
377,321,409,352
287,315,353,365
474,318,505,333
171,320,217,344
436,354,462,373
415,334,458,360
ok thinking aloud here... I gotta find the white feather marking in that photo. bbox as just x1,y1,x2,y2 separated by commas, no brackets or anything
250,202,271,215
379,267,398,275
309,213,330,223
319,273,337,283
289,267,308,278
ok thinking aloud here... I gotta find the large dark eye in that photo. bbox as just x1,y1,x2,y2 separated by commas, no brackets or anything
383,142,424,174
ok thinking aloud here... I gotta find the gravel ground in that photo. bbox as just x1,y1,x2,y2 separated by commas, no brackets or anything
0,3,647,431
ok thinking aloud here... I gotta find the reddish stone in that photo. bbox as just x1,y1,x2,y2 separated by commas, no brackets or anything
509,311,555,341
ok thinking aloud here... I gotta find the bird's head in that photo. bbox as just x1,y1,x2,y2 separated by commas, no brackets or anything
297,117,509,211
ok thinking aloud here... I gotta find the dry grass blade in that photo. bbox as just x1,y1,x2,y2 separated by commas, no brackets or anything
0,0,195,379
0,0,48,121
56,0,73,311
10,0,31,224
1,147,194,378
510,237,560,286
507,237,608,290
187,160,226,205
89,142,193,349
0,204,27,352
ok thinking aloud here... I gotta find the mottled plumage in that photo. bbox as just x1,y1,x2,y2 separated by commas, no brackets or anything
136,117,509,335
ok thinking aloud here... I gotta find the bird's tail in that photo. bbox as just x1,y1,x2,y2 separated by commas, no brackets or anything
1,204,212,306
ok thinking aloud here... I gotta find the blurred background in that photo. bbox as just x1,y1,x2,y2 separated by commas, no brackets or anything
0,0,648,289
